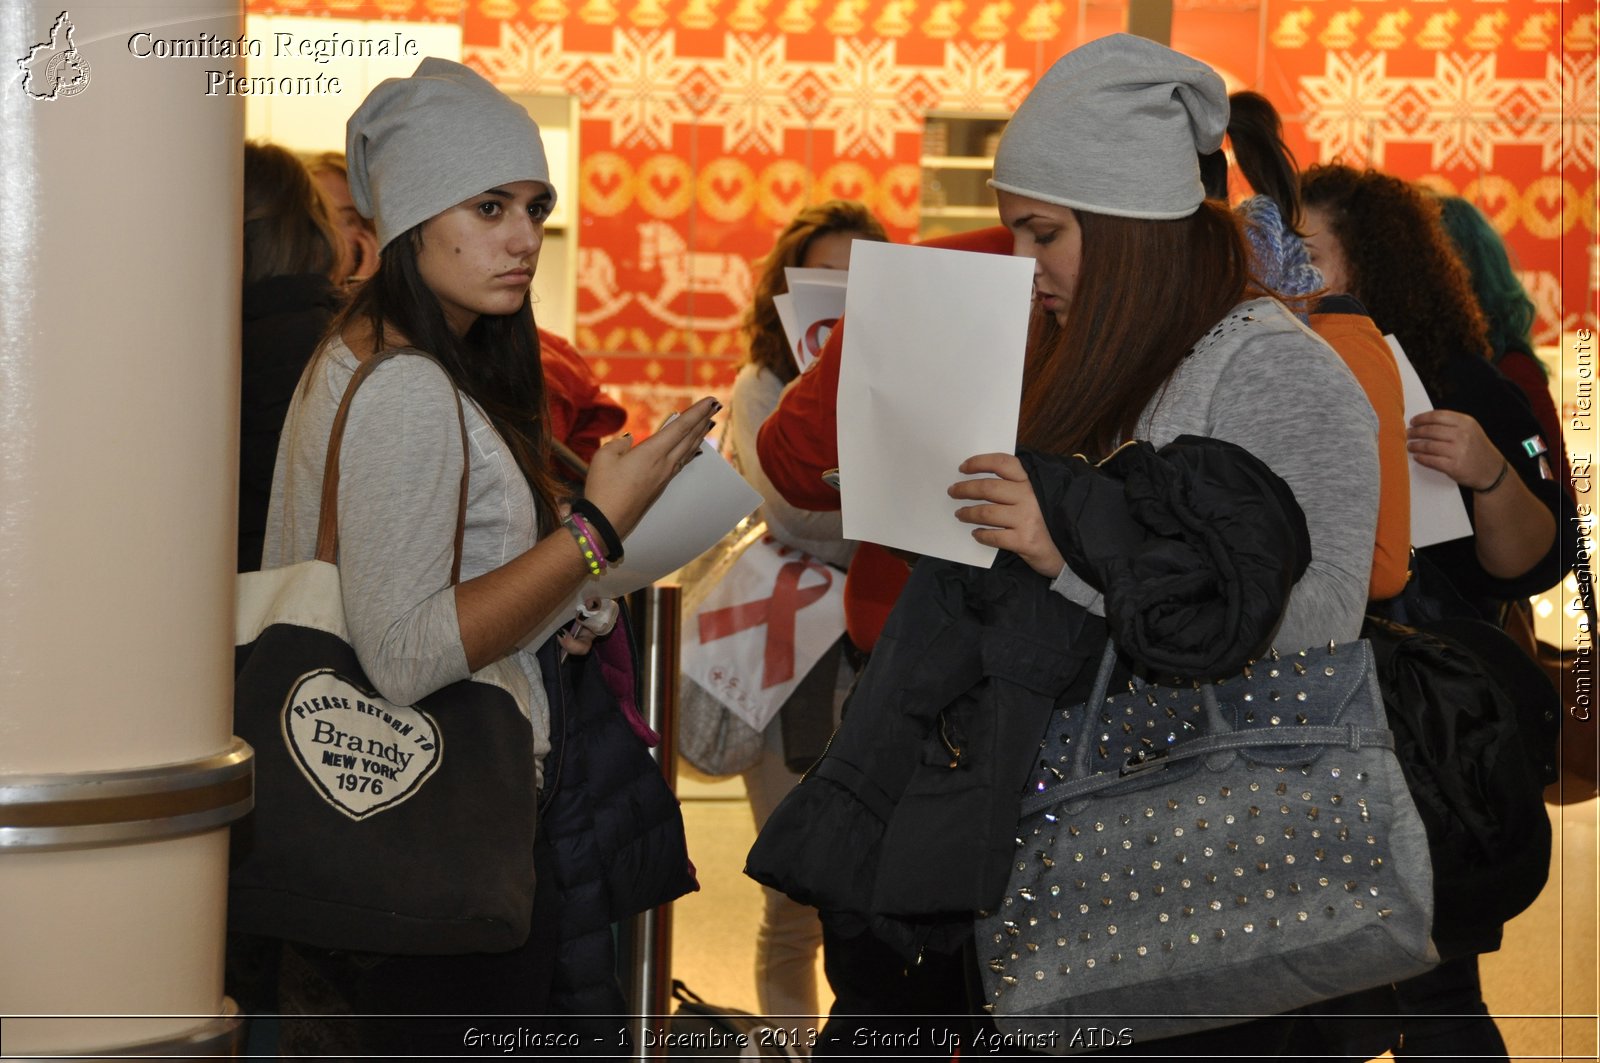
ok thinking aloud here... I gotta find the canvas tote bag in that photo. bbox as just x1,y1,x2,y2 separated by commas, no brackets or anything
230,350,538,955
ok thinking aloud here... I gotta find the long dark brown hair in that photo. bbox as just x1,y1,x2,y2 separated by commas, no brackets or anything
1301,164,1491,399
1226,91,1306,236
743,199,888,383
328,225,561,535
1018,201,1253,458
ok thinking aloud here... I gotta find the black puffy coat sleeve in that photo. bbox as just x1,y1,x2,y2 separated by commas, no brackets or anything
1021,434,1312,680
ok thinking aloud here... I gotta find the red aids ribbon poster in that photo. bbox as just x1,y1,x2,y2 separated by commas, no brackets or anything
682,535,847,731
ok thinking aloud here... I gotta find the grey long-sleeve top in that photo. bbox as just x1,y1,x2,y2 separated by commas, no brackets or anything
1051,298,1380,651
263,340,554,766
722,363,857,570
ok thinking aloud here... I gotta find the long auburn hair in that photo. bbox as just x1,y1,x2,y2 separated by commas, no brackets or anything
1018,201,1254,459
326,224,561,535
1300,164,1491,399
743,200,888,383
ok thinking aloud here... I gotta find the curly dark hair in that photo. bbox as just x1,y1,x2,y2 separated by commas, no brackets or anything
743,200,888,383
1300,164,1490,397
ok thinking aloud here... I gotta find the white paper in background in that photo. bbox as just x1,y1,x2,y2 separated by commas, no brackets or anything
784,268,849,374
584,437,763,597
837,242,1034,566
773,293,800,366
1386,334,1475,547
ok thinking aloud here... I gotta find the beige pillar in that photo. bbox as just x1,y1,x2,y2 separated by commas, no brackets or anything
1,2,249,1055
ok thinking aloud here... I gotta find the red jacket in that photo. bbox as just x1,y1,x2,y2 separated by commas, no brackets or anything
540,329,627,463
755,226,1015,650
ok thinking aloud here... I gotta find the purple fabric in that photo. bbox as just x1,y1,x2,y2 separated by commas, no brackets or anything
596,628,659,747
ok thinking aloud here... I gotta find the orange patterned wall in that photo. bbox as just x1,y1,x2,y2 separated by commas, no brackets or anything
248,0,1597,434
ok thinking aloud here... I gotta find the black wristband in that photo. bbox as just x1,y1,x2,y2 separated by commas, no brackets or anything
1473,458,1511,494
570,497,624,563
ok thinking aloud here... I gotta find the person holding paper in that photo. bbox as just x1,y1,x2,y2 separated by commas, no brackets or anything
724,200,887,1025
750,35,1381,1057
1437,194,1572,493
262,59,712,1052
1301,166,1574,624
1301,163,1578,1063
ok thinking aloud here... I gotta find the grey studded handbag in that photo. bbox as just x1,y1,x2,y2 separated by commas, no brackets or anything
976,638,1438,1051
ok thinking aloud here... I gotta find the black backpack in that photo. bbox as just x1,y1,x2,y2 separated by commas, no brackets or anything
1362,616,1553,959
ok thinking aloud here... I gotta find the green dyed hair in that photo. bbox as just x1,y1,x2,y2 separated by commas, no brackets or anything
1437,195,1540,373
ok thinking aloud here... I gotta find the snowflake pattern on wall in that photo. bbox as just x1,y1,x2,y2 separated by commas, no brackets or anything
467,23,1030,157
1300,50,1595,172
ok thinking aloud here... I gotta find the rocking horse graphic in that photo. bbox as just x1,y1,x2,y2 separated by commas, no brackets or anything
635,220,754,331
576,246,633,326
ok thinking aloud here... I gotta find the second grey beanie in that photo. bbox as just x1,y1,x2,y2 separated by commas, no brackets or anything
346,57,555,250
989,34,1228,220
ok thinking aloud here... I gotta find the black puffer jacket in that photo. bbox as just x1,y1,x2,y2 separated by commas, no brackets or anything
536,621,696,1028
745,436,1311,960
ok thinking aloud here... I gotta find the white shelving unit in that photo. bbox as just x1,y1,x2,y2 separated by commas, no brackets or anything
510,92,580,343
919,110,1010,239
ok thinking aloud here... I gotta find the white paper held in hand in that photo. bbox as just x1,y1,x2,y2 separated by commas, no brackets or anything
784,267,849,374
1385,333,1474,547
585,429,763,598
837,241,1033,566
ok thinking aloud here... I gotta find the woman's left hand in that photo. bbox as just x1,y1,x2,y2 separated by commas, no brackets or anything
1406,410,1505,489
949,453,1066,578
557,597,619,658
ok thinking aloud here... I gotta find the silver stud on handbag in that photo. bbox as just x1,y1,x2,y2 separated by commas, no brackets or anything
976,638,1438,1051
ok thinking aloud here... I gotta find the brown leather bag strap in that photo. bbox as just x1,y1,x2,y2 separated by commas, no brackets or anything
313,348,472,586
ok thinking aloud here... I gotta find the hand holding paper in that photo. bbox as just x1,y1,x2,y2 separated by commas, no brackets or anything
837,242,1033,566
1405,409,1508,492
582,395,721,543
1385,335,1473,546
949,452,1067,578
585,436,762,597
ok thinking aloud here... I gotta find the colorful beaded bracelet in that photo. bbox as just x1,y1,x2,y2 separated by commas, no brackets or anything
564,514,605,577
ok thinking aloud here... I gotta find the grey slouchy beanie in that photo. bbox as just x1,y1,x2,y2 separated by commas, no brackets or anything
346,57,555,250
989,34,1228,220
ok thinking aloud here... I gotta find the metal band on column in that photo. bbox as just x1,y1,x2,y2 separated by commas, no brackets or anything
0,740,253,851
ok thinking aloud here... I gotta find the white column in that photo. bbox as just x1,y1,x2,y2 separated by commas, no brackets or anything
1,1,247,1054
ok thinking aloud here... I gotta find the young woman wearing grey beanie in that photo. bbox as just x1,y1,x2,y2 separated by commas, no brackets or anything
750,35,1383,1057
261,58,716,1053
965,35,1381,1054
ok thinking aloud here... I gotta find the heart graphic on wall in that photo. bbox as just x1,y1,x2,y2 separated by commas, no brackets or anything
582,152,637,217
758,159,812,222
638,156,695,217
698,157,757,222
281,669,442,820
818,161,875,205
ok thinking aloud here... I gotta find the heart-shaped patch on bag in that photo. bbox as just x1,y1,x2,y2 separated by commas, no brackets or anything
280,669,443,820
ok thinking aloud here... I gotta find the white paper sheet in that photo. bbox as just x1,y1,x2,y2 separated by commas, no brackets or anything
784,267,849,375
1386,334,1474,547
584,437,763,597
837,242,1034,566
773,292,800,368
